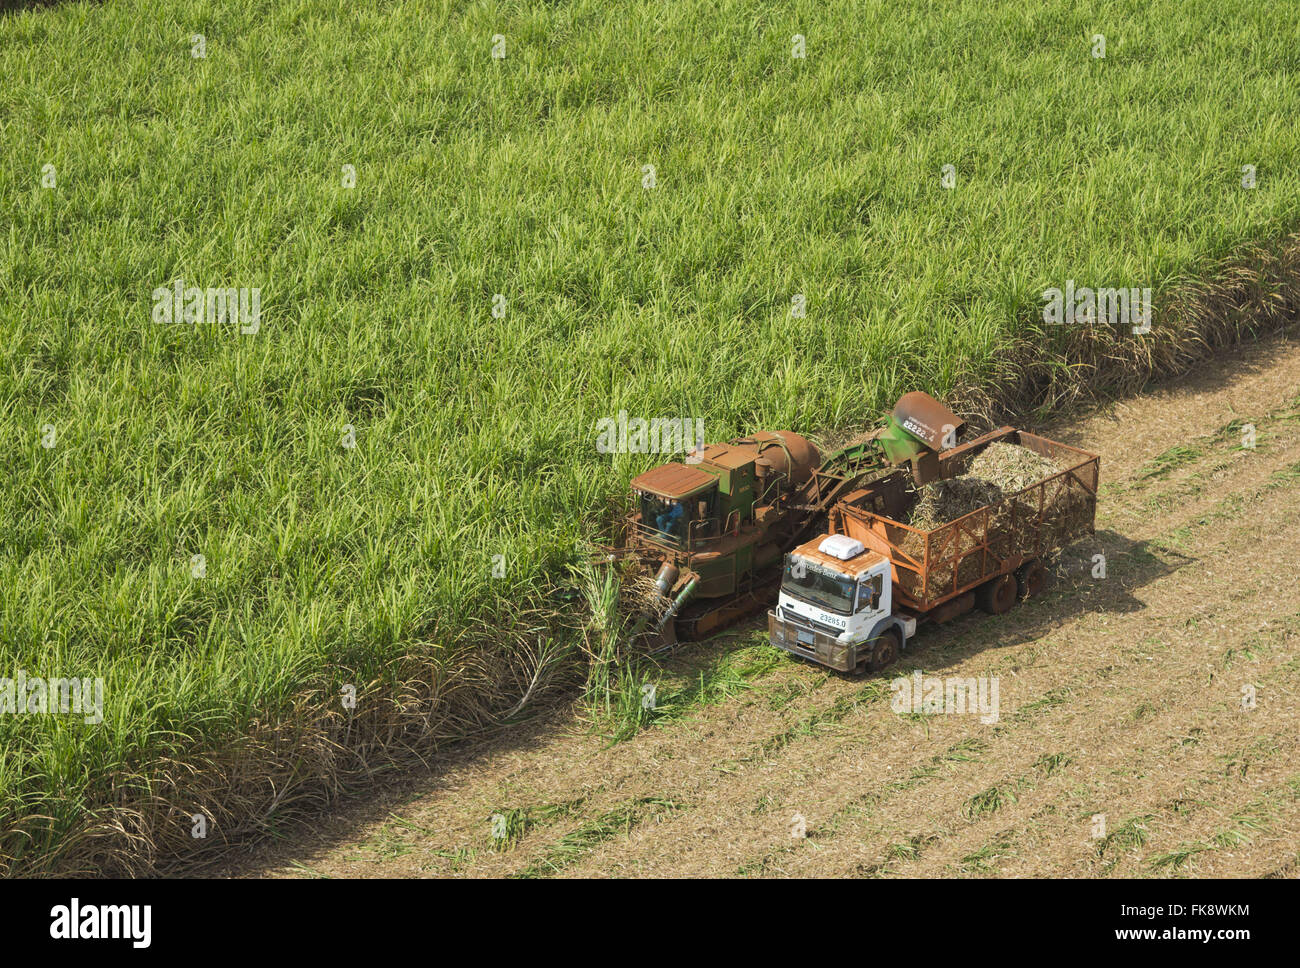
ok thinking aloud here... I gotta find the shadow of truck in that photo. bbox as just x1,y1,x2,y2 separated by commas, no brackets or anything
887,528,1193,673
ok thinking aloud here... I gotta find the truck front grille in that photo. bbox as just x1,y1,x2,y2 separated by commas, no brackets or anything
778,607,843,637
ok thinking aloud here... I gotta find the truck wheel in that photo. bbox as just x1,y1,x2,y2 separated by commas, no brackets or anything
867,630,900,673
976,574,1017,615
1015,559,1047,600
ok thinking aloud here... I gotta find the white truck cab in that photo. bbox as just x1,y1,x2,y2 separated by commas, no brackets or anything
768,533,915,673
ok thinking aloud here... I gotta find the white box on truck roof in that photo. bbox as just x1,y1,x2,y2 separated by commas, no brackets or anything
817,534,865,560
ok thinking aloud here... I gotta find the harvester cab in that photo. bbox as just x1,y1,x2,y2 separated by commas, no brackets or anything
627,430,820,553
630,463,719,547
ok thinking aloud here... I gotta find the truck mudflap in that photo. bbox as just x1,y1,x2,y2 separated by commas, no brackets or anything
768,611,913,674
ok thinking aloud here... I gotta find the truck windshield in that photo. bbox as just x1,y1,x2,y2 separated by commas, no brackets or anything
782,559,855,614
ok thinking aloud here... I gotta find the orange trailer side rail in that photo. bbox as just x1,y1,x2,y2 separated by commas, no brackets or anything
831,428,1099,613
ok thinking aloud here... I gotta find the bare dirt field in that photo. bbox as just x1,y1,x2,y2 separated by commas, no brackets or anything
209,335,1300,878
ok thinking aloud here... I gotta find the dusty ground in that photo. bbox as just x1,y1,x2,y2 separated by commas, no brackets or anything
209,335,1300,878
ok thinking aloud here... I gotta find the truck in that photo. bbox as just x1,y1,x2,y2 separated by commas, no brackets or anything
767,426,1099,674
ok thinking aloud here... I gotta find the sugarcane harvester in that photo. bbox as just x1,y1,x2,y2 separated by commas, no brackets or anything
618,392,965,647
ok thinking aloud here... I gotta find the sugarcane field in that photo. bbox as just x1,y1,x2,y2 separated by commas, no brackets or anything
1,0,1296,944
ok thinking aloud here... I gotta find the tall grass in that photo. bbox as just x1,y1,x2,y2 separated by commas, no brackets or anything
2,0,1300,873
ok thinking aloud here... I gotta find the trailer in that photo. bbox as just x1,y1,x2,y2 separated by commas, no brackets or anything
767,426,1099,674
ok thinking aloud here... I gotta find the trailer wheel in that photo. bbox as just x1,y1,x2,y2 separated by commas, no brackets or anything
1015,559,1047,600
866,630,900,673
976,573,1017,615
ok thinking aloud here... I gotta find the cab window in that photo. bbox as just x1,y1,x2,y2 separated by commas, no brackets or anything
856,574,883,612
